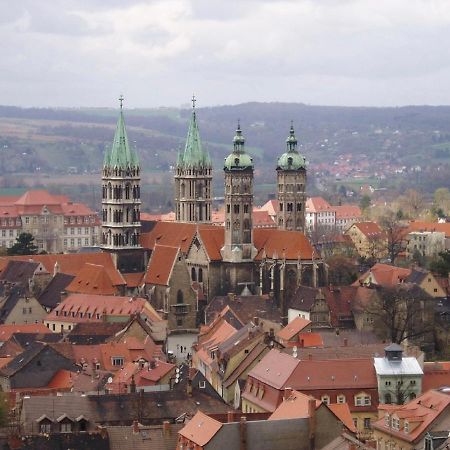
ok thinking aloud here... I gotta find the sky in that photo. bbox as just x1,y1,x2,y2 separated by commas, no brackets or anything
2,0,450,108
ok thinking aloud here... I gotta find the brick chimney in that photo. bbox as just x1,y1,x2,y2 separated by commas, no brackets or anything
343,338,348,347
162,421,171,437
186,378,192,397
283,387,293,400
132,420,140,434
308,398,316,450
227,411,235,423
240,416,247,450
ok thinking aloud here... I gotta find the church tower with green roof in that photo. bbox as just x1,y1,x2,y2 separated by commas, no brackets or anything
174,97,212,223
221,122,257,263
101,96,142,268
276,123,307,232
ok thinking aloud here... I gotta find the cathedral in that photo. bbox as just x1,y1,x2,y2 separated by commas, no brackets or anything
101,98,324,330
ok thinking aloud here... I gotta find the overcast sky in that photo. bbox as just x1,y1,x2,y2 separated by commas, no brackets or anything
2,0,450,108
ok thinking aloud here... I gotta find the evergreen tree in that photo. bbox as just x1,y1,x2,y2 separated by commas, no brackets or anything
7,232,38,256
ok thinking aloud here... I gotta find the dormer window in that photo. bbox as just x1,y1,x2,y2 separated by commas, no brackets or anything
321,395,330,405
337,395,346,404
404,421,409,434
384,413,390,427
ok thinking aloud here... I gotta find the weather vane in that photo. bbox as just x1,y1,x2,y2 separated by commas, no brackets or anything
191,94,196,109
119,94,124,110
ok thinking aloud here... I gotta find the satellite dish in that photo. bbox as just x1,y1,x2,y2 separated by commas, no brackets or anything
176,368,180,374
107,377,113,384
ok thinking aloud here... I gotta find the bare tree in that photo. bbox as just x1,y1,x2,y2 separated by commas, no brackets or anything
365,284,435,346
379,211,405,264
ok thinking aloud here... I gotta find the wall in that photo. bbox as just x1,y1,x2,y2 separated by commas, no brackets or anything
4,296,47,325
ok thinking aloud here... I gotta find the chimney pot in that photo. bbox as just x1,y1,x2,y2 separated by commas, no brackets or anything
284,387,293,400
163,421,171,436
227,411,234,423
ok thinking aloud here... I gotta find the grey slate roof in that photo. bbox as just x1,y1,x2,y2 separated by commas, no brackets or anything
38,272,75,310
0,260,40,285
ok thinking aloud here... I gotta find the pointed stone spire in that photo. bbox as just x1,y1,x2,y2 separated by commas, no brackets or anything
104,96,139,169
178,96,211,168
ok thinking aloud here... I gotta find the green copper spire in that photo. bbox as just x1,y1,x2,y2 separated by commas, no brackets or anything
276,122,306,171
178,95,211,169
104,95,139,169
224,121,253,170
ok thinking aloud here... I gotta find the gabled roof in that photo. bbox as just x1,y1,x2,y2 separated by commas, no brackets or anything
350,222,384,240
355,263,413,288
140,222,198,253
66,263,120,295
258,199,279,216
276,317,311,341
144,245,179,286
0,260,41,284
0,323,52,342
306,197,333,213
406,221,450,238
15,190,63,206
178,410,222,447
247,349,300,390
268,390,320,421
38,272,75,310
373,388,450,443
328,403,358,433
334,204,362,220
2,253,125,285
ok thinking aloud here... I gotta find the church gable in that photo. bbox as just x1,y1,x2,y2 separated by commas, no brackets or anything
186,234,211,265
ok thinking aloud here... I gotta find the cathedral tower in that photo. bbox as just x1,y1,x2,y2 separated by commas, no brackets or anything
221,123,257,262
276,123,307,231
101,96,143,270
175,97,212,223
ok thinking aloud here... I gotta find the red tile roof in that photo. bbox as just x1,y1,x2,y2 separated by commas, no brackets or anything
334,205,362,220
0,324,52,342
268,390,320,420
2,253,125,285
355,263,411,288
406,221,450,238
178,410,223,447
253,210,276,227
422,362,450,392
66,263,120,295
122,272,145,288
45,293,162,324
296,332,324,348
140,222,198,253
328,403,357,433
350,222,384,240
373,389,450,443
306,197,333,213
144,245,179,286
276,317,311,341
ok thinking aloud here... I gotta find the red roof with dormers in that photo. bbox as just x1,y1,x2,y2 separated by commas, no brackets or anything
144,245,179,286
350,221,385,240
373,389,450,443
45,293,162,324
66,263,121,295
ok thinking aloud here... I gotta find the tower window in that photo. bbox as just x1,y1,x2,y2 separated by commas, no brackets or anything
234,204,240,214
227,204,231,213
287,203,293,212
191,268,196,281
280,203,283,212
297,203,302,211
177,290,184,304
243,204,249,214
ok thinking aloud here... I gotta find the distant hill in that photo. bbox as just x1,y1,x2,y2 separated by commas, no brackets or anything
1,102,450,200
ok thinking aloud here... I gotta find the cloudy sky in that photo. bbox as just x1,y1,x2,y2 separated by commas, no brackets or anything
2,0,450,108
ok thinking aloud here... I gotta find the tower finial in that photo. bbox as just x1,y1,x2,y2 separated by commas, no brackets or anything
119,94,124,110
237,119,241,131
191,93,196,109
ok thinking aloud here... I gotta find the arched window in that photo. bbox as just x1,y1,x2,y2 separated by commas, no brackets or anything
409,392,416,400
177,290,184,304
191,267,197,281
125,183,131,199
385,393,392,404
198,268,203,283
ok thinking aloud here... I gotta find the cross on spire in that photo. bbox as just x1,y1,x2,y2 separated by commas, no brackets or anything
191,94,196,109
119,94,124,110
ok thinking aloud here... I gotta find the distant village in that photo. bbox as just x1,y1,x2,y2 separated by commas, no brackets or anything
0,100,448,450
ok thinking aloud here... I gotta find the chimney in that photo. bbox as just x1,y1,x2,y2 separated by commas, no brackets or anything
228,293,236,302
132,420,139,434
269,328,274,339
299,339,304,348
283,387,293,400
227,411,234,423
308,398,316,450
162,421,171,437
343,338,348,347
240,416,247,450
308,353,312,361
130,374,136,394
186,378,193,397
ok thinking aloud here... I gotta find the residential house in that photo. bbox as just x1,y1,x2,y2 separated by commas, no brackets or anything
44,293,163,333
374,344,423,405
345,222,387,260
355,263,446,299
276,316,313,347
0,342,79,391
241,349,379,439
334,204,362,232
305,197,337,233
406,231,446,259
373,388,450,450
